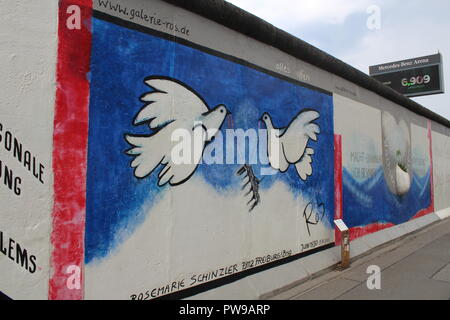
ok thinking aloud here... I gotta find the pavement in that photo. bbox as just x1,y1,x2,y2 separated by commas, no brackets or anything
271,217,450,300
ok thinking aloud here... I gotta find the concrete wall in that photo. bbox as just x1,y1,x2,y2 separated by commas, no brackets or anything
432,123,450,217
0,0,58,299
0,0,449,300
334,93,434,240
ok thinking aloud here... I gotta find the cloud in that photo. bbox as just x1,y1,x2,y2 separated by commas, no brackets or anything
226,0,450,120
339,4,450,119
226,0,372,26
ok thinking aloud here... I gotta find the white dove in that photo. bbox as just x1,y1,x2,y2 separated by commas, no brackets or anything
125,76,230,187
260,109,320,181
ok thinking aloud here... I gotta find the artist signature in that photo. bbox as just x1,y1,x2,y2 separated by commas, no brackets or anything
303,202,325,236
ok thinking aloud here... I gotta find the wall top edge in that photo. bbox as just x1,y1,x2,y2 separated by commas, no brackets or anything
161,0,450,128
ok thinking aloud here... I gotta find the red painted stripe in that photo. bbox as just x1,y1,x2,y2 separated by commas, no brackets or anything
349,203,434,240
49,0,92,300
410,120,435,220
411,206,434,220
334,134,343,245
349,223,395,241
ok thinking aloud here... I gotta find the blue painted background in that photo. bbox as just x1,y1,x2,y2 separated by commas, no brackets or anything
85,19,335,263
343,167,431,228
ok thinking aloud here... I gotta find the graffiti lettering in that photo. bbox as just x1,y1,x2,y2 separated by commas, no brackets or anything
335,85,357,97
130,8,161,25
254,250,292,266
0,160,22,196
131,279,186,300
350,151,365,163
190,264,239,286
296,69,311,82
301,240,318,251
243,250,293,270
276,62,291,74
350,167,377,180
241,259,254,270
302,202,325,236
97,0,190,36
350,151,380,164
0,123,46,185
0,231,37,274
300,238,330,252
129,249,292,299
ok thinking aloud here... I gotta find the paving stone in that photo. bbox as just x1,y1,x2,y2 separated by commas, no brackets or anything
432,264,450,283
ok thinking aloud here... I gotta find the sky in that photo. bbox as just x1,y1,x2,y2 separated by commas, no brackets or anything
226,0,450,121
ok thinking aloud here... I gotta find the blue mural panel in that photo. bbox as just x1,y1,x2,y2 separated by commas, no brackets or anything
340,108,432,229
85,18,335,264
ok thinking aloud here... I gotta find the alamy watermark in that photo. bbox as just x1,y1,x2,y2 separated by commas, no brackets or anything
66,265,81,290
169,124,281,176
367,5,382,31
366,265,382,290
66,5,81,30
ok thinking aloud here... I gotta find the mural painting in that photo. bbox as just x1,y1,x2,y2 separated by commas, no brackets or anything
1,0,448,301
335,95,433,240
83,14,335,299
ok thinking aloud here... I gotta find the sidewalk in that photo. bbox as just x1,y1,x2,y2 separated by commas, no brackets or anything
271,217,450,300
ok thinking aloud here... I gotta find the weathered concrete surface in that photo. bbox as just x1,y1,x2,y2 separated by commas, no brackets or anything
0,0,58,300
271,217,450,300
